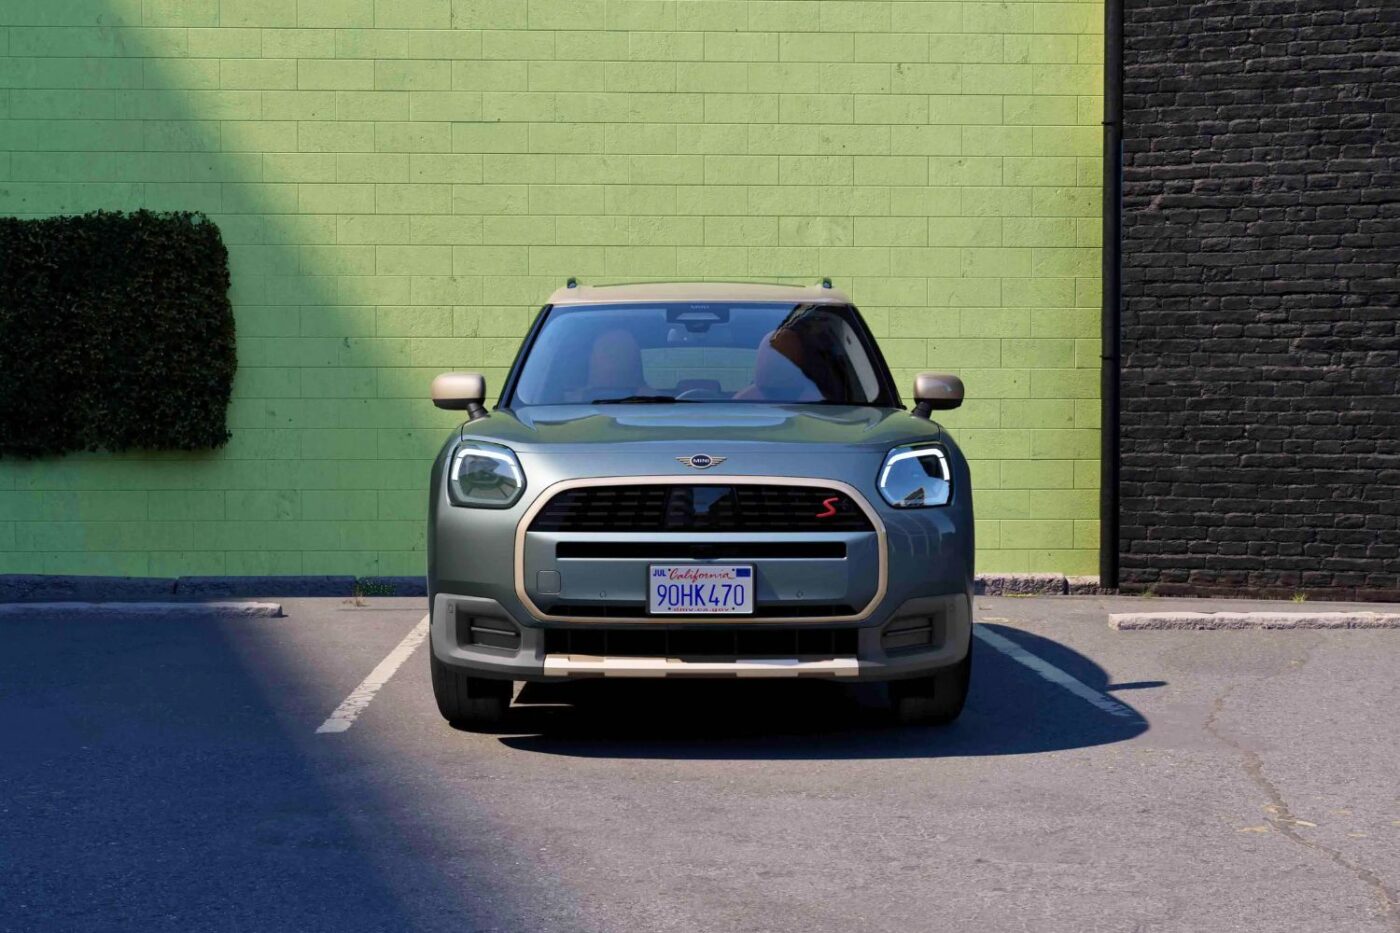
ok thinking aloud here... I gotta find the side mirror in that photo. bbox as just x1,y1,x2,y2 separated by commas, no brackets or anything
432,372,488,421
912,372,963,418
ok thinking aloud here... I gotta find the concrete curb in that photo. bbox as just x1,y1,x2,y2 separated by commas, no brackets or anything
176,576,356,598
357,576,428,597
1067,575,1103,595
0,574,428,601
0,575,180,602
976,573,1066,595
1110,611,1400,631
0,601,285,619
975,573,1106,596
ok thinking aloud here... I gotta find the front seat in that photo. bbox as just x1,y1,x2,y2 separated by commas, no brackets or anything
733,329,823,401
585,328,649,400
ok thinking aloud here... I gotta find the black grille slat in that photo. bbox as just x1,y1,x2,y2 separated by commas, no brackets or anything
543,626,858,659
555,541,846,559
544,603,856,619
531,484,872,533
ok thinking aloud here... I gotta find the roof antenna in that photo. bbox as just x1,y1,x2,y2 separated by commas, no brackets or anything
820,277,832,289
566,276,578,288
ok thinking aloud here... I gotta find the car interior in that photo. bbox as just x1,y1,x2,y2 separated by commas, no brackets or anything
511,304,881,406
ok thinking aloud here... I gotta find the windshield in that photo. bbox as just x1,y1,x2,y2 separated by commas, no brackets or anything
508,302,896,407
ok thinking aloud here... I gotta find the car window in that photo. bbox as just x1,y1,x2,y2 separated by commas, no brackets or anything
509,302,893,406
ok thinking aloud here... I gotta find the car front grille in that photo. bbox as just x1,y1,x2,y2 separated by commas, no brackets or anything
543,626,858,659
529,484,873,533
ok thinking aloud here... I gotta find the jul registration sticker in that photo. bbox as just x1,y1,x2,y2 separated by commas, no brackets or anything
647,565,754,615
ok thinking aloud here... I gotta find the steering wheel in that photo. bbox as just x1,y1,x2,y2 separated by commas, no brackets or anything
675,387,724,400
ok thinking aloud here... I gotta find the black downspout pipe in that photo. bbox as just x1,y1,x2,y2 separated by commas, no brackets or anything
1101,0,1124,589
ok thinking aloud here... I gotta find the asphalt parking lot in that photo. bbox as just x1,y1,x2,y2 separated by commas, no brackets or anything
2,595,1398,933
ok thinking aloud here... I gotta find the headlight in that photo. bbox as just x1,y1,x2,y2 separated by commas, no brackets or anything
447,441,525,508
878,444,951,508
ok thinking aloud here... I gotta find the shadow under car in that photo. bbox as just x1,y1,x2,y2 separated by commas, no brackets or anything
492,624,1154,760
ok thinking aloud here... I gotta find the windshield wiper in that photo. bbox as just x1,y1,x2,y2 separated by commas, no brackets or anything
589,395,697,404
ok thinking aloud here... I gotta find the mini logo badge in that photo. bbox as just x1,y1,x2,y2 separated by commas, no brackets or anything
676,453,725,470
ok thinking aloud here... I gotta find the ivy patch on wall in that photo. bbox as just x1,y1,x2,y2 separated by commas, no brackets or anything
0,210,235,458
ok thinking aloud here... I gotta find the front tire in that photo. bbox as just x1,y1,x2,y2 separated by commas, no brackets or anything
889,645,971,726
430,650,511,728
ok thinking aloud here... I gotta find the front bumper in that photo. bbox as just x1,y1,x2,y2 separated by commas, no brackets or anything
430,591,972,682
429,457,975,682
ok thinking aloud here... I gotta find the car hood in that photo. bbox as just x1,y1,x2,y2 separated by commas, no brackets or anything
457,403,944,452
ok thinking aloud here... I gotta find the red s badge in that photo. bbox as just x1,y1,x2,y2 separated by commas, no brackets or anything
815,497,840,519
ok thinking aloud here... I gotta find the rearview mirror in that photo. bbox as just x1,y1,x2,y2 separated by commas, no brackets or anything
432,372,488,421
912,372,963,418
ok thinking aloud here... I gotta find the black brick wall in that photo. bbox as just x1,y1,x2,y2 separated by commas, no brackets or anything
1119,0,1400,598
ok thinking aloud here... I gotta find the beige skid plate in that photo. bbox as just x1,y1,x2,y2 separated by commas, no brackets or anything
541,655,862,678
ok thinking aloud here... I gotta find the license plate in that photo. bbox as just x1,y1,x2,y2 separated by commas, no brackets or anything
648,565,754,615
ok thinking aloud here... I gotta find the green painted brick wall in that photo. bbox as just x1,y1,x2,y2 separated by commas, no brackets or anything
0,0,1103,578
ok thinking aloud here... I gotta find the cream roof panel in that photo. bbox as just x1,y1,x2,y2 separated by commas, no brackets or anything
544,281,853,306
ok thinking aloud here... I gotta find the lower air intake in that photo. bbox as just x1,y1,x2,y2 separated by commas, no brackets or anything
544,626,858,659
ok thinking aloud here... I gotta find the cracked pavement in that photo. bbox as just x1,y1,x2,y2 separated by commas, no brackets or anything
1206,679,1399,931
2,594,1398,932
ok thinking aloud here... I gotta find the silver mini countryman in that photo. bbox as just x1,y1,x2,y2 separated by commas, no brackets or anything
427,281,974,728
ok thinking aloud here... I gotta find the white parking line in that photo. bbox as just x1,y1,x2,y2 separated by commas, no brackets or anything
974,624,1140,720
316,614,430,734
